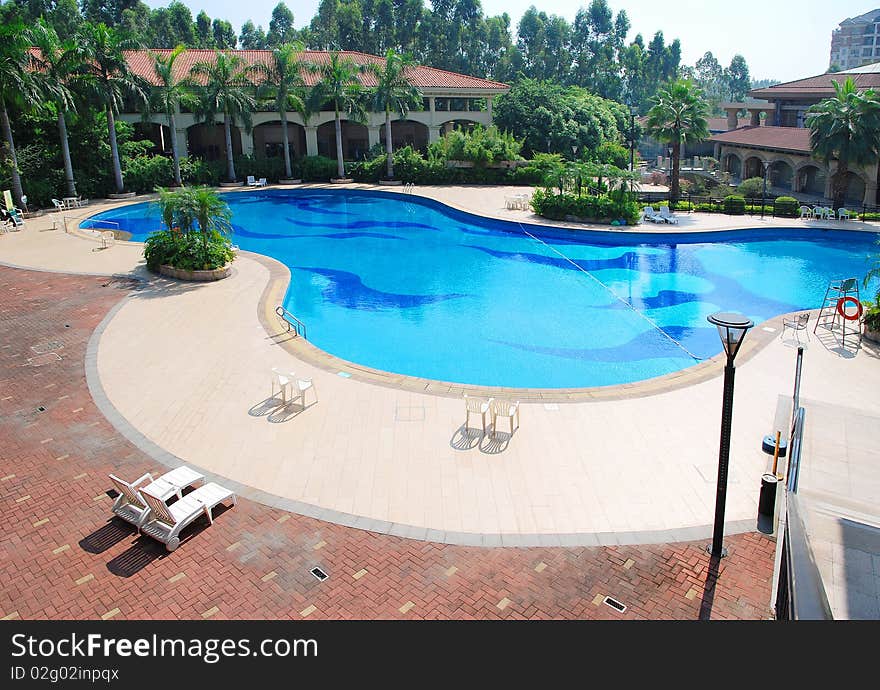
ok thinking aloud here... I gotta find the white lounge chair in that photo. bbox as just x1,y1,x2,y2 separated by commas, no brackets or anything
271,366,295,403
491,399,520,438
246,175,257,187
256,177,267,187
290,377,317,408
464,394,493,434
798,205,813,219
108,472,154,529
642,206,663,223
838,207,851,220
140,482,236,551
658,205,678,224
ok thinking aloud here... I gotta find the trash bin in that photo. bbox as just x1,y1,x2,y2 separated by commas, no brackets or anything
758,473,779,517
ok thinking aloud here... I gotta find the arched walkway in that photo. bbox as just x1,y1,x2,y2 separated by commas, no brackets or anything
252,121,306,160
440,119,480,136
317,121,370,161
769,160,793,189
797,164,826,196
379,120,429,152
187,123,241,161
724,153,741,178
742,156,764,180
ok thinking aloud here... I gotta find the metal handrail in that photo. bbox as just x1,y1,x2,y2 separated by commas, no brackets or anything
275,305,307,339
83,219,120,230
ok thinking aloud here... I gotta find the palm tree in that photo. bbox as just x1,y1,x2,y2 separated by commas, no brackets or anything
367,50,422,180
191,51,259,183
253,42,308,180
645,79,709,203
29,19,84,199
806,77,880,209
0,20,39,206
306,52,367,179
151,45,197,186
79,23,148,194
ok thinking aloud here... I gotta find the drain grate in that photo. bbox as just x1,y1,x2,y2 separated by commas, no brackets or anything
603,596,626,613
310,567,328,582
36,406,46,413
31,340,64,355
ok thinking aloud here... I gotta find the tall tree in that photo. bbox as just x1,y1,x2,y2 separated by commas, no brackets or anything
151,44,195,185
29,18,84,198
267,2,296,47
367,49,422,179
78,22,148,194
305,52,366,179
213,19,237,49
806,77,880,208
239,20,267,50
253,42,308,180
196,11,214,48
645,79,709,203
0,20,38,205
191,51,258,183
726,55,751,103
693,51,725,112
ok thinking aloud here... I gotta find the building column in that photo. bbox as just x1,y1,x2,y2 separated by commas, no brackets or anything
748,109,761,127
368,125,380,149
175,128,189,157
428,126,441,143
824,172,834,200
791,172,800,194
487,96,493,122
305,126,318,157
725,107,738,131
240,129,254,156
864,180,877,206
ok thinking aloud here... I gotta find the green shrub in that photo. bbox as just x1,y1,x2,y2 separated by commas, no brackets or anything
144,230,233,272
596,141,629,169
179,156,222,186
123,155,174,194
863,302,880,331
531,188,640,225
724,195,746,215
737,177,765,199
773,196,799,217
427,124,522,166
300,155,338,182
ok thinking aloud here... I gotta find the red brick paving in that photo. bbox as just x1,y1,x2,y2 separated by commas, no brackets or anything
0,265,776,620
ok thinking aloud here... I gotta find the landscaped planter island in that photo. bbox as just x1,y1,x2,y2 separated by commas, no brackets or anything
158,263,232,281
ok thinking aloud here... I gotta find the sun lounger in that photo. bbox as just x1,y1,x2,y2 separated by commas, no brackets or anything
658,205,678,224
256,177,267,187
109,466,205,530
140,482,236,551
641,206,663,223
246,175,257,187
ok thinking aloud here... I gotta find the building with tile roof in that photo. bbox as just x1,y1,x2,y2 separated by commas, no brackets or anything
830,8,880,71
117,49,509,166
708,64,880,205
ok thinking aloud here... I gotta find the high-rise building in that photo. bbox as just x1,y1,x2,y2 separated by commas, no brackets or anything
830,9,880,70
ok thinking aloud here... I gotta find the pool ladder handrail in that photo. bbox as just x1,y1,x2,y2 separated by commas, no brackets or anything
275,305,307,339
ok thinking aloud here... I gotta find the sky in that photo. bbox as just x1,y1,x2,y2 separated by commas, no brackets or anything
145,0,879,82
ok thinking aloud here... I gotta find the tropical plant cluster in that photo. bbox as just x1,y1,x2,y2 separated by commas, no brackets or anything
530,161,641,225
143,186,234,271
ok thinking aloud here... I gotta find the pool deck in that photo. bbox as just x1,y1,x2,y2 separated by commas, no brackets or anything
2,185,879,618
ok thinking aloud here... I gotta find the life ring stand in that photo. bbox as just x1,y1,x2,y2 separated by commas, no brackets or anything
836,296,863,321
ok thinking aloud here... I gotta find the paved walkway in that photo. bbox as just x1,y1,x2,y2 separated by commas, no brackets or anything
0,267,774,620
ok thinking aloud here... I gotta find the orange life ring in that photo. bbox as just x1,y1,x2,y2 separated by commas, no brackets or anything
836,296,863,321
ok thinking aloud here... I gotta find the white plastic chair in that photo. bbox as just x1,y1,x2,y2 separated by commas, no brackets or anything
490,399,520,438
290,377,317,408
464,394,493,434
838,207,851,220
51,198,65,212
798,205,812,219
140,482,237,551
256,177,267,187
271,367,295,403
659,205,678,224
246,175,257,187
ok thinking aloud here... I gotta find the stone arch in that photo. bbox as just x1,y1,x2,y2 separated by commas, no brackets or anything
769,159,794,189
132,122,172,155
379,120,429,152
723,152,742,178
252,121,306,160
742,155,766,180
796,164,827,196
316,121,370,161
839,170,866,204
186,123,241,161
439,119,481,136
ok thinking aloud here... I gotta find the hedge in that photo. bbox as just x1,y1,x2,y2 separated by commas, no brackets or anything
773,196,799,218
723,195,746,215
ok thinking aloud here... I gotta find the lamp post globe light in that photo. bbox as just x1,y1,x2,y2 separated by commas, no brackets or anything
706,311,755,558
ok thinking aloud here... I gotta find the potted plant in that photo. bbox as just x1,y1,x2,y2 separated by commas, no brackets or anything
143,186,235,281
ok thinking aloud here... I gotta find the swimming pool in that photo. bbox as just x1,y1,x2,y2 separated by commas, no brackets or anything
84,189,880,388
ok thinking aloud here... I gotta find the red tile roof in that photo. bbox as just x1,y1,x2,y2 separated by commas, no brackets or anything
707,117,751,131
122,49,510,91
750,71,880,99
708,126,812,153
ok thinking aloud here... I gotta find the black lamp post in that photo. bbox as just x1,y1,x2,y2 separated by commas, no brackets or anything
628,105,637,193
706,311,755,558
760,159,771,219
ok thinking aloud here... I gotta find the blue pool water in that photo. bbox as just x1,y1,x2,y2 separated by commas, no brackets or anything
84,189,880,388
